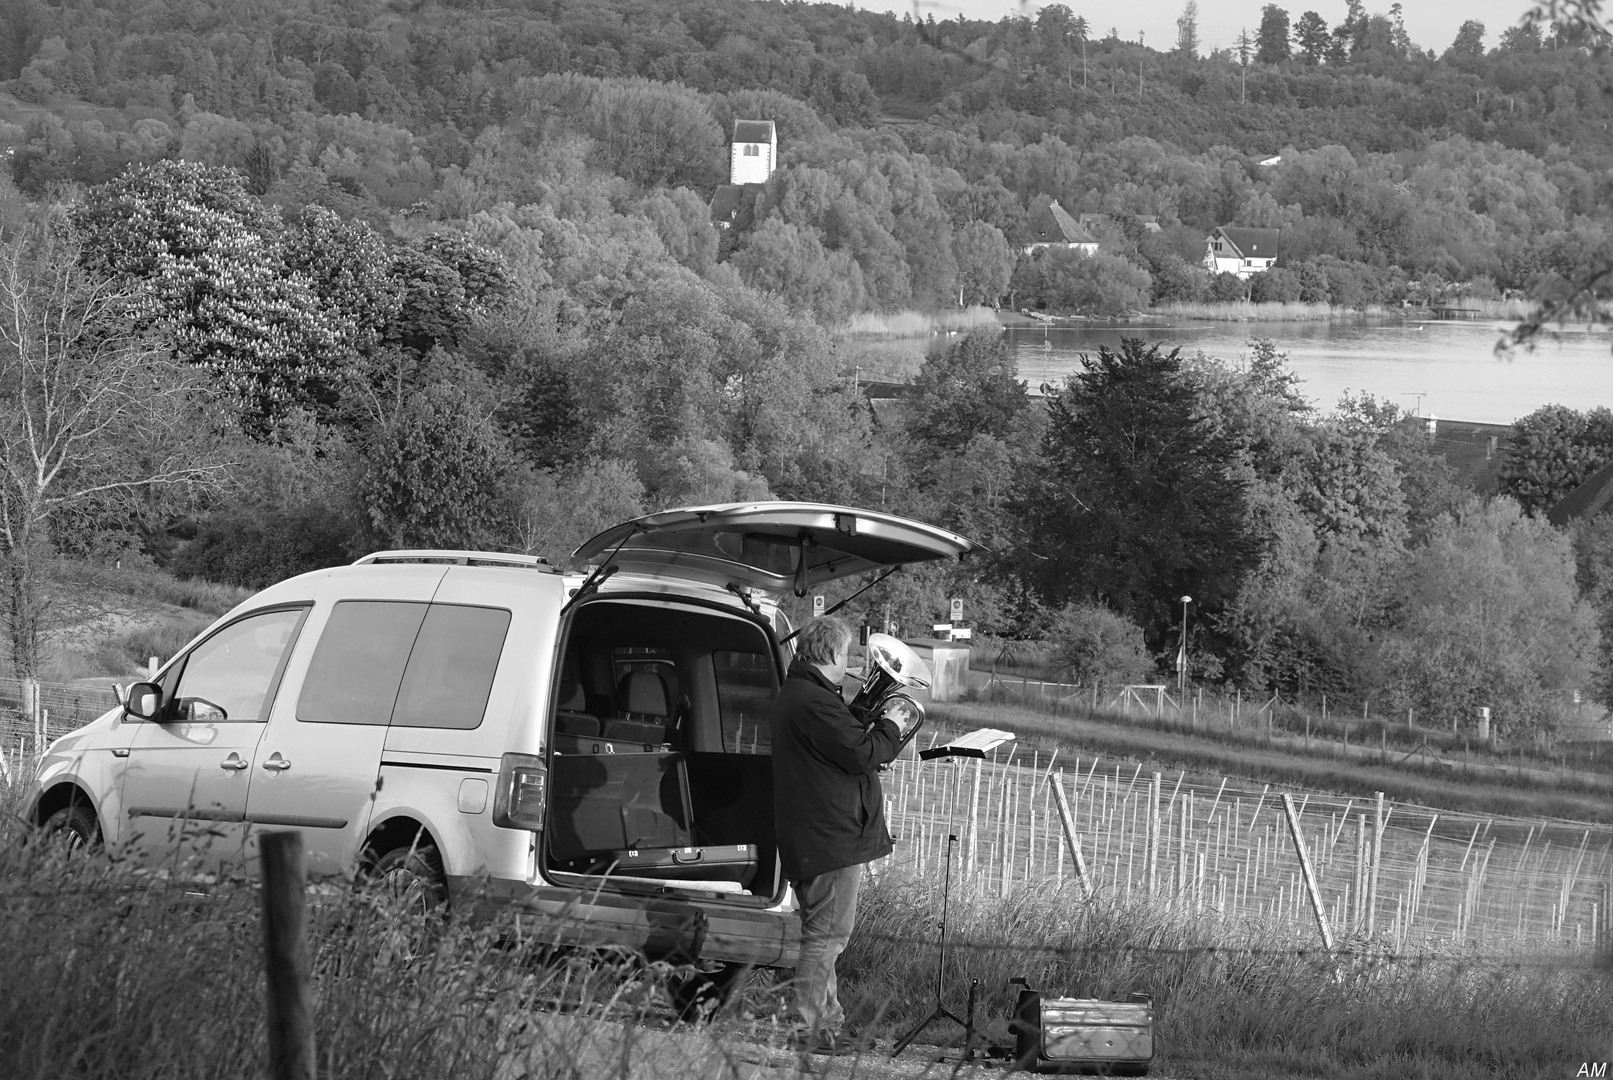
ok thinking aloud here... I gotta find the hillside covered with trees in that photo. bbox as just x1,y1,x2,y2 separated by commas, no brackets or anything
1,0,1611,741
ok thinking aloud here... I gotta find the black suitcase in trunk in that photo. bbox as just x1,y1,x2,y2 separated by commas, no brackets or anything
610,844,759,888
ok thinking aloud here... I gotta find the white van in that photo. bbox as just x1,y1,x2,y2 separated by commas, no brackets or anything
25,502,972,989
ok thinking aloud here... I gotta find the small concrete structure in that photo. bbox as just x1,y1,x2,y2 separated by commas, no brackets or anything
906,638,972,703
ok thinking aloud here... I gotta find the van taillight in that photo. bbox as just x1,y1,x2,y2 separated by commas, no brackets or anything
493,753,547,830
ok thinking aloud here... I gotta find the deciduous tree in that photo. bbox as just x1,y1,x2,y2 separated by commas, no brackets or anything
0,213,226,677
1013,338,1262,643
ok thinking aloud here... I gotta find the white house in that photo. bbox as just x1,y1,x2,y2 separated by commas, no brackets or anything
1203,226,1280,278
729,119,776,185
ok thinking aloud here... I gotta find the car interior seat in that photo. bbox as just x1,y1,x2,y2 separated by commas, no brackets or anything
604,668,670,744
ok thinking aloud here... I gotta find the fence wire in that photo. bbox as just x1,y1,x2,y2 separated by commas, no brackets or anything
5,677,1611,956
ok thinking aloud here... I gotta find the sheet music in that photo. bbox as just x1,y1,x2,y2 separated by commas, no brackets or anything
941,728,1015,753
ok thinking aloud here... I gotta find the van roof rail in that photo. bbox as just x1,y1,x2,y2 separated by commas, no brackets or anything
353,550,553,569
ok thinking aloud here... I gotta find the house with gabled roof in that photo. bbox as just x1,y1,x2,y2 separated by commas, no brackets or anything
1204,226,1280,278
1023,200,1099,256
1549,458,1613,527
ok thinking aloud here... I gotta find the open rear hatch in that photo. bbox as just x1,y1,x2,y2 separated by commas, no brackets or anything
570,502,976,602
548,504,974,905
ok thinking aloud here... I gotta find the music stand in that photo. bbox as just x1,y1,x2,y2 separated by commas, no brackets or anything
890,730,1012,1061
890,832,980,1059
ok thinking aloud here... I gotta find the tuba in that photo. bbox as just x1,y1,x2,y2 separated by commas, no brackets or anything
850,633,930,756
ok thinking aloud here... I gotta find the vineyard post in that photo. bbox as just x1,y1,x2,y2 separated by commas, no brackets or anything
1280,795,1334,955
1368,792,1385,936
1050,774,1092,899
1146,772,1161,896
966,756,982,877
1177,789,1192,903
1354,813,1368,928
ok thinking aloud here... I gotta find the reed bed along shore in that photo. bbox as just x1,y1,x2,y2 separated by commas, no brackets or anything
1154,300,1396,322
837,306,1002,338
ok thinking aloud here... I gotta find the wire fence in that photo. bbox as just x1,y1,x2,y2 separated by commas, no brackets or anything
970,672,1613,790
0,677,120,785
883,730,1613,956
6,675,1611,957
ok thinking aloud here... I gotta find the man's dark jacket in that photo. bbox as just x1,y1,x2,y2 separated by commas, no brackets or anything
770,657,902,882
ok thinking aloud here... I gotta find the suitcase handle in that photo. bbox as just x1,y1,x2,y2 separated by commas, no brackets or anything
671,849,704,864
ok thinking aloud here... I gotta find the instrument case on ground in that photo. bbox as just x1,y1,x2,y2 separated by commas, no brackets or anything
1011,982,1154,1075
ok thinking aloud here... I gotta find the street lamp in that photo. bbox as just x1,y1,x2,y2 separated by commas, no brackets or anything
1177,596,1192,693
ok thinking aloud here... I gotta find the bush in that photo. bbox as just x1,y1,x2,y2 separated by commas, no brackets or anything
1049,602,1154,686
1249,266,1302,302
171,502,356,590
1039,249,1152,316
1207,270,1248,302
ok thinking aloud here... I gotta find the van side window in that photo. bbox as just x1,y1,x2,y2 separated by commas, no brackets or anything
713,650,777,754
168,607,306,723
297,601,427,725
392,605,511,730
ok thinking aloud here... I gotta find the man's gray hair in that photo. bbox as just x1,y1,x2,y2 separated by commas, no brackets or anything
795,615,853,666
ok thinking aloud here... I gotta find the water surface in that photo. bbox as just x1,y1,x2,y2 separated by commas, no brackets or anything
1006,319,1613,424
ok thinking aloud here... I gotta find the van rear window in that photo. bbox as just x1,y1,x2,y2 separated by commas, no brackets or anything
714,650,777,754
391,605,511,730
298,601,510,729
298,601,427,725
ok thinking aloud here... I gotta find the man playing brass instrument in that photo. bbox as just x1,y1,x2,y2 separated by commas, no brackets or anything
769,615,911,1055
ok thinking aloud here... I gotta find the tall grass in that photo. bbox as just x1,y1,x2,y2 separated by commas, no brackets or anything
838,306,1002,337
1154,300,1396,322
0,784,792,1079
846,866,1611,1078
49,558,250,616
2,776,1608,1079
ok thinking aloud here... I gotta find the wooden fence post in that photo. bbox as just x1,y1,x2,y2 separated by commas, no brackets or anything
1049,774,1092,899
1368,792,1385,936
261,831,316,1080
1282,794,1335,953
1146,772,1161,896
966,756,983,878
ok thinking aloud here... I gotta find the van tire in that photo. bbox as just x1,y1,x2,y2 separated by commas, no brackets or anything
670,963,753,1023
363,840,449,915
42,804,100,853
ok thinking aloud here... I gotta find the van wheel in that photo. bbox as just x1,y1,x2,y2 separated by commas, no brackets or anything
42,804,100,854
364,840,449,914
670,963,753,1023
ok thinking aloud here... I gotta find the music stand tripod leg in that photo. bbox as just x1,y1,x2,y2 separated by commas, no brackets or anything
890,832,969,1059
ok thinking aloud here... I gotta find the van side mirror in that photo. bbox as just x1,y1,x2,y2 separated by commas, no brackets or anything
124,681,164,721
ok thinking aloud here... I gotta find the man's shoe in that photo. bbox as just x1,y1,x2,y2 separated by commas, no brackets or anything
796,1030,856,1056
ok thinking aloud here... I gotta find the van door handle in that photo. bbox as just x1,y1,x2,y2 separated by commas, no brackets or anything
220,753,249,771
261,754,291,773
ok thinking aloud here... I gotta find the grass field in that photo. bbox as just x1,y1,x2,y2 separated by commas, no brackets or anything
3,781,1607,1080
932,694,1613,824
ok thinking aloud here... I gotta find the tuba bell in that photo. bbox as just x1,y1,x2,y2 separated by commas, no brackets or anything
850,633,930,755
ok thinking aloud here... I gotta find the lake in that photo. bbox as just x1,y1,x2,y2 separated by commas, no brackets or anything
1006,319,1613,425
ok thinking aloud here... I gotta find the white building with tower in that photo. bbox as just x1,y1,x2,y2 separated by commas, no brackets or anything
728,119,776,185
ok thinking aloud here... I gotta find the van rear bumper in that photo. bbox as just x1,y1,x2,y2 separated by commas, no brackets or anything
451,876,801,969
